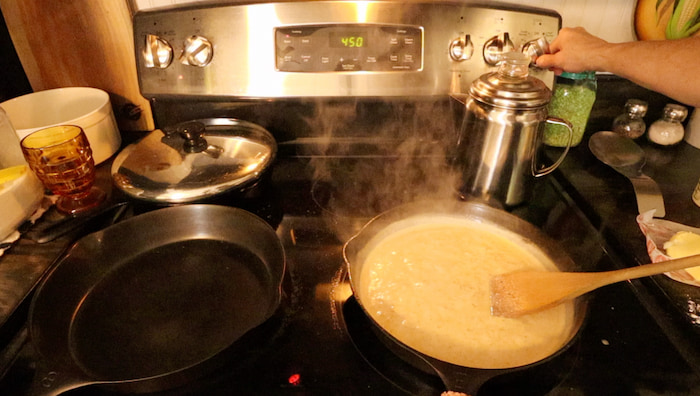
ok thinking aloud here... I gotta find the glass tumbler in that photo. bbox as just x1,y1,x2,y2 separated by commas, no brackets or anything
21,125,105,214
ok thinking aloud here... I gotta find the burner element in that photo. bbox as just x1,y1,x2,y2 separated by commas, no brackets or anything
342,296,444,395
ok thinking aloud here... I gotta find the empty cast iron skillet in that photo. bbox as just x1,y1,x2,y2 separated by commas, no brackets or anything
27,204,285,396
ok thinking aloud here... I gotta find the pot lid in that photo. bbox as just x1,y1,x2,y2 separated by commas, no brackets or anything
111,118,277,203
470,52,551,109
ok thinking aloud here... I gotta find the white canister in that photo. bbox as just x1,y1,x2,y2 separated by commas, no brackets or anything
0,108,44,240
0,107,26,168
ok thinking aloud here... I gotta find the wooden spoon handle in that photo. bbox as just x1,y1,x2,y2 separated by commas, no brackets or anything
602,254,700,285
491,254,700,318
540,253,700,305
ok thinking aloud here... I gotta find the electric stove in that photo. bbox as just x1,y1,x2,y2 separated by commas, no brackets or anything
0,1,698,394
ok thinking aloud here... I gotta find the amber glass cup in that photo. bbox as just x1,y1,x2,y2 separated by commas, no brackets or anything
21,125,105,214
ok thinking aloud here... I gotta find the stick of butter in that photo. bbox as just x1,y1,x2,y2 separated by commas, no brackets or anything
664,231,700,279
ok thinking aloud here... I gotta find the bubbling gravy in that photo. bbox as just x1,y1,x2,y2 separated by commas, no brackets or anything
358,216,577,369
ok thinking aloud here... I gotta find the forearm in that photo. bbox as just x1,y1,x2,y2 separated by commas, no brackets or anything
597,37,700,107
536,28,700,107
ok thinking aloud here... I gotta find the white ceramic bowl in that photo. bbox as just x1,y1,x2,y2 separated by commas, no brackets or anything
0,87,122,164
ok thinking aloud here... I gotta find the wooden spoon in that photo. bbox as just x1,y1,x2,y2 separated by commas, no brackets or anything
491,254,700,318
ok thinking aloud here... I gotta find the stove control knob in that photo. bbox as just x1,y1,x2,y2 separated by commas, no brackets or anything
143,34,173,69
522,36,550,66
180,35,213,67
449,34,474,61
483,32,515,66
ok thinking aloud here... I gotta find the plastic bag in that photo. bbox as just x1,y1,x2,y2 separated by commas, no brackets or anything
636,210,700,287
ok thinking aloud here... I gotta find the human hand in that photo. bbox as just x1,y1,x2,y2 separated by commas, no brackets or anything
535,27,609,74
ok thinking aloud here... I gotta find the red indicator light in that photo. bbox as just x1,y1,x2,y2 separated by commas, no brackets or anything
288,373,301,386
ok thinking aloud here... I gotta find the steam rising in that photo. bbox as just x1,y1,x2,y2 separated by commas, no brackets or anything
303,98,462,231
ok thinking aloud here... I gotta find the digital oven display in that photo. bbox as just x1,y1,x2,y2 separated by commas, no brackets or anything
275,24,422,72
329,32,366,48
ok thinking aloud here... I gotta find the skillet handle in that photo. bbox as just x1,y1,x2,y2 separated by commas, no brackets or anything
28,358,95,396
423,355,506,395
28,201,130,244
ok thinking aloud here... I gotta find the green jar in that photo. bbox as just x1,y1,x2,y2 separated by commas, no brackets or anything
544,71,597,147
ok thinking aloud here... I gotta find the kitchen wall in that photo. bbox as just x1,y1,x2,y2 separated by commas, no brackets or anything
518,0,638,42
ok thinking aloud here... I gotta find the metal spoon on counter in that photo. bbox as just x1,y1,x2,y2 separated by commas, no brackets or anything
588,131,666,217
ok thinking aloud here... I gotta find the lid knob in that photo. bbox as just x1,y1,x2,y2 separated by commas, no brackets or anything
469,51,551,109
164,121,208,153
497,51,531,79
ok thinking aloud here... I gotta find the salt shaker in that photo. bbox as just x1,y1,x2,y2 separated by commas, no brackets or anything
612,99,648,139
648,103,688,146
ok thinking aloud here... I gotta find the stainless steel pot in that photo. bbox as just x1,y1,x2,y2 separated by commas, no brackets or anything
343,199,587,395
453,52,573,207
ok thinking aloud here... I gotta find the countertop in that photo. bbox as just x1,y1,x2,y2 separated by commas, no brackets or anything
0,164,120,375
543,75,700,375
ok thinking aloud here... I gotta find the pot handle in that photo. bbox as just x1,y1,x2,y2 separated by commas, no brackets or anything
533,116,573,177
28,358,96,396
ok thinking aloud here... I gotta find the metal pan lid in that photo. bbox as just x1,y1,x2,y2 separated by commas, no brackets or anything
111,118,277,203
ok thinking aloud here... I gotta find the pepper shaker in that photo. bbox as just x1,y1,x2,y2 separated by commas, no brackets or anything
612,99,648,139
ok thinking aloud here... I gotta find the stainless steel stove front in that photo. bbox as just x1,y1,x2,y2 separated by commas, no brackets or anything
133,0,560,101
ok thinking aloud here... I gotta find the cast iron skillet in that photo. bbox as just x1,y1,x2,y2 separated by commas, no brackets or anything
27,204,285,396
343,200,588,395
